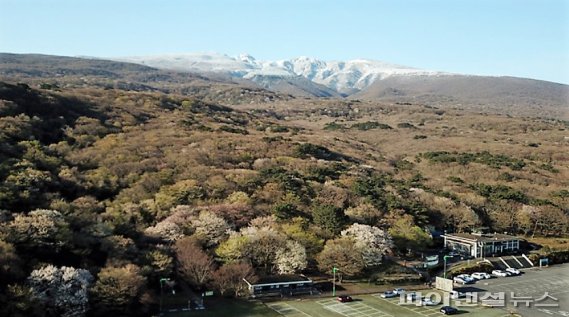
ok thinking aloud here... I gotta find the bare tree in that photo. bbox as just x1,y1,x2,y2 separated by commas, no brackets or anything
211,262,257,297
175,237,215,287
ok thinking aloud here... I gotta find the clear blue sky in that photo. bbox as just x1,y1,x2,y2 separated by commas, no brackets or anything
1,0,568,84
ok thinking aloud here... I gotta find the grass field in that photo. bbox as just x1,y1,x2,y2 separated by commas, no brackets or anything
163,290,515,317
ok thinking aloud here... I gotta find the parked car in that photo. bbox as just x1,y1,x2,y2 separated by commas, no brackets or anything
492,270,509,277
506,268,521,275
421,297,439,306
440,306,459,315
450,290,466,299
380,291,398,298
337,295,353,303
471,272,491,279
458,274,475,283
453,274,474,284
393,288,405,295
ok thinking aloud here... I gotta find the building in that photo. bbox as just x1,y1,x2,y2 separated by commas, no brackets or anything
442,232,521,258
243,274,314,298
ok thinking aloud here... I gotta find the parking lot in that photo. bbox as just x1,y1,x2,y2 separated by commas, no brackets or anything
469,263,569,317
264,264,569,317
266,291,508,317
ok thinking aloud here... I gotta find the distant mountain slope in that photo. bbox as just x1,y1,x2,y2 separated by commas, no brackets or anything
2,53,568,118
0,53,221,84
115,53,443,96
245,74,341,98
0,53,290,104
353,74,569,119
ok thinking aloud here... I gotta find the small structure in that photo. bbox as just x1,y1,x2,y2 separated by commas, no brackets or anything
442,232,521,258
243,274,314,298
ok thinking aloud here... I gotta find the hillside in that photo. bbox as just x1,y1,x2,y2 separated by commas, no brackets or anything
0,53,291,105
118,53,569,119
2,53,568,119
353,74,569,119
0,71,567,316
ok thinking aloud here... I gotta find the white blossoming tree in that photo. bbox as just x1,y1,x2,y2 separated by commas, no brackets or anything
274,240,307,274
191,210,230,247
144,221,183,242
341,223,393,267
28,265,93,317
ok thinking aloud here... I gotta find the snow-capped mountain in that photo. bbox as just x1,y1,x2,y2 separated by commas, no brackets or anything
114,53,445,95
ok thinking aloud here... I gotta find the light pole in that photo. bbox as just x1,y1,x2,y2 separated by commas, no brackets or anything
443,256,451,279
332,267,338,297
159,277,170,315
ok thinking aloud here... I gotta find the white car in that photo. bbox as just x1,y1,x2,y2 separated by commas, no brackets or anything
471,272,491,279
421,298,439,306
456,274,475,284
450,290,466,299
492,270,509,277
506,268,521,275
406,292,418,301
380,291,398,298
453,276,467,284
393,288,405,295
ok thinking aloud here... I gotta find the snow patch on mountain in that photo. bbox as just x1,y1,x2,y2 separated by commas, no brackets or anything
115,53,447,94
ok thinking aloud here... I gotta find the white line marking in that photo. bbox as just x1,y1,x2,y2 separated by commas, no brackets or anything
266,302,312,317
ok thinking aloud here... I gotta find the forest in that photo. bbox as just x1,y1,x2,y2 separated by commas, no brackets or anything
0,80,567,316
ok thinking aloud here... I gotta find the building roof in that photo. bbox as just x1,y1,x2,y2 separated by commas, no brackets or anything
243,274,312,287
444,232,521,243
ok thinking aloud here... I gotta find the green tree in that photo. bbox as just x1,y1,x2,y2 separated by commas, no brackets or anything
90,264,146,315
281,217,324,258
215,233,250,263
316,237,365,282
0,240,23,282
6,209,72,252
388,215,432,253
312,204,346,234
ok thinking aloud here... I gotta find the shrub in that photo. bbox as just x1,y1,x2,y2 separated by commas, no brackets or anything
323,122,346,131
447,176,464,184
218,125,248,135
470,183,529,203
351,121,392,131
294,143,344,161
497,172,515,182
397,122,416,129
421,151,526,170
539,163,559,173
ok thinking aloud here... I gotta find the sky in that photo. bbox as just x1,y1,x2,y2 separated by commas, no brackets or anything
1,0,568,84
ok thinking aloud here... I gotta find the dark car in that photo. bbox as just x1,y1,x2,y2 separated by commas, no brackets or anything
337,295,353,303
440,306,459,315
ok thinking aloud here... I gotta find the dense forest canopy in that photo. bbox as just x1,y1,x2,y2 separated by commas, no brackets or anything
0,80,567,316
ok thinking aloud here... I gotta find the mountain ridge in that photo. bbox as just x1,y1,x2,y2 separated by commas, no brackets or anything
2,52,568,119
113,52,447,95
